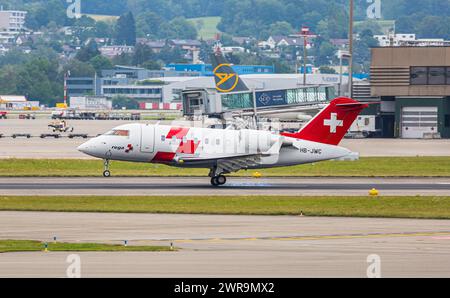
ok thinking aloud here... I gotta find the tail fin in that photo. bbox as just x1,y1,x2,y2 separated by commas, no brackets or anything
211,50,249,93
281,97,369,146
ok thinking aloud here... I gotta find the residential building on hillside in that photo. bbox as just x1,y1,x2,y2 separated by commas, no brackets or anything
0,9,27,44
259,35,311,50
99,45,135,58
374,33,450,47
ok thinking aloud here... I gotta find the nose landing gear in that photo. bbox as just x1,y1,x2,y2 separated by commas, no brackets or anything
103,159,111,177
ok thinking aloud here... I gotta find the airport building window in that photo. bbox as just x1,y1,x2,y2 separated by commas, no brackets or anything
411,67,450,85
428,67,446,85
287,87,330,104
306,88,317,102
411,67,428,85
221,92,253,111
287,89,307,104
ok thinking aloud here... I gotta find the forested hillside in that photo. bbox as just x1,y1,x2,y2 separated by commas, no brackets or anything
1,0,450,39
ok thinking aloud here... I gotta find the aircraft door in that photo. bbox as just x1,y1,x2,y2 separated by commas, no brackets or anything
141,124,155,153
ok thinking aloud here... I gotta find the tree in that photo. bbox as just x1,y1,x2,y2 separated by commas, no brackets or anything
90,55,113,73
0,65,20,94
353,29,379,74
112,53,134,66
95,21,115,39
267,21,295,37
133,43,155,66
75,40,101,62
160,17,198,40
116,12,137,46
142,60,162,70
315,41,337,66
16,57,62,105
63,59,96,77
136,11,165,38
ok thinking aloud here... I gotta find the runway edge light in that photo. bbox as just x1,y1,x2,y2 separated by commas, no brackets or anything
369,188,379,197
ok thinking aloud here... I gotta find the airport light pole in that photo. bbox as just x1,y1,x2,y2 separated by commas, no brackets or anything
348,0,354,97
291,26,315,86
63,71,70,108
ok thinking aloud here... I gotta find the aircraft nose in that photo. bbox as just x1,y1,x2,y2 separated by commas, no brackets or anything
77,140,95,154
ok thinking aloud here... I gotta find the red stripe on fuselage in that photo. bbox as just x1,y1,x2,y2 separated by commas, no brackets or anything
152,152,176,163
166,127,190,139
177,140,201,154
151,127,201,163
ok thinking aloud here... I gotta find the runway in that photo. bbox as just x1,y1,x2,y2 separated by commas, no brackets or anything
0,177,449,196
1,211,450,277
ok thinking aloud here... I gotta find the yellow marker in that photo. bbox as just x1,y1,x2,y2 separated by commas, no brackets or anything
253,172,262,179
369,188,379,196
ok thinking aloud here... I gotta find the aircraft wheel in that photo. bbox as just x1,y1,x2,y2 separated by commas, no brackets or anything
211,177,219,186
103,170,111,178
217,175,227,185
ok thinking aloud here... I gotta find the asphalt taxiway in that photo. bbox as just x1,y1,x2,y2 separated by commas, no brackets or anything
0,211,449,277
0,177,449,196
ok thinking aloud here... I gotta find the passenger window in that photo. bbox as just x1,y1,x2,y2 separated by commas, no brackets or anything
205,138,209,144
216,139,220,145
161,135,166,142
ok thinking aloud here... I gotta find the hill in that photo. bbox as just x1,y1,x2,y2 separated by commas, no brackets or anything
188,17,222,40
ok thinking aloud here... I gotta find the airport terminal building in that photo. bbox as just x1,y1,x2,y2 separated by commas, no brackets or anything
370,47,450,139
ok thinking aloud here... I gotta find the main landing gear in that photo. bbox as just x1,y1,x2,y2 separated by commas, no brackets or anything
211,175,227,186
103,159,111,177
209,167,227,186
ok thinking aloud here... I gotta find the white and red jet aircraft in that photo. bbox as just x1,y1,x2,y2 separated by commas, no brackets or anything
78,97,368,186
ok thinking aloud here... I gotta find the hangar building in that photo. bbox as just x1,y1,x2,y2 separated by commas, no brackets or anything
371,47,450,139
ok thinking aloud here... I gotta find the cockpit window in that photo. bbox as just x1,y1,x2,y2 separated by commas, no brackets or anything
104,130,130,137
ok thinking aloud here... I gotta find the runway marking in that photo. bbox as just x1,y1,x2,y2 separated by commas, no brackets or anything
149,231,450,244
432,236,450,240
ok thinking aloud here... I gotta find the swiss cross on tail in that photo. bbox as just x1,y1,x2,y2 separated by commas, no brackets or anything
324,113,344,133
281,97,369,146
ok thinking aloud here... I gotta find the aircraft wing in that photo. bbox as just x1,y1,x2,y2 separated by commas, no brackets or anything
216,155,262,174
178,140,284,173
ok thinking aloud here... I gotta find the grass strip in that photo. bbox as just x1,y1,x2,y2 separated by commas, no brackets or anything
0,157,450,177
0,240,173,253
1,196,450,219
